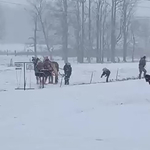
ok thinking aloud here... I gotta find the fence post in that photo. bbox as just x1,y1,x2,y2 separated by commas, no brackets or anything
116,69,119,81
90,72,94,84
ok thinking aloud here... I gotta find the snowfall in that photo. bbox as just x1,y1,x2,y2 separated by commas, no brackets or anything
0,55,150,150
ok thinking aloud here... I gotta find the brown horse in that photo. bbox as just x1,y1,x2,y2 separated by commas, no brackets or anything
32,57,45,88
33,57,59,84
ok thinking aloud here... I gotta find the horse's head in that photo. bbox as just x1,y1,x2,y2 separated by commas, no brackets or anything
32,57,40,65
32,57,43,71
32,57,36,64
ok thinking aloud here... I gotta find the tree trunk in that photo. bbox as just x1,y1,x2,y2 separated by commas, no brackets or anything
80,1,85,63
132,34,135,62
96,11,100,63
107,45,110,62
96,1,101,63
99,4,103,63
123,31,127,62
34,16,37,58
123,2,127,62
111,0,116,63
102,9,106,63
39,14,52,59
62,0,68,63
88,0,91,63
76,0,81,63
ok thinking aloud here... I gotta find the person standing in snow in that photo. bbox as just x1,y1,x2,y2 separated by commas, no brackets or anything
101,68,111,82
139,56,147,79
63,63,72,85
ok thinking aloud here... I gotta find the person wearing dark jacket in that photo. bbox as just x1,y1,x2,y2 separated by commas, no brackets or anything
101,68,111,82
139,56,147,79
63,63,72,85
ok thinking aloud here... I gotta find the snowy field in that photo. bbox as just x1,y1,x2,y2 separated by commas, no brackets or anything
1,55,150,90
0,55,150,150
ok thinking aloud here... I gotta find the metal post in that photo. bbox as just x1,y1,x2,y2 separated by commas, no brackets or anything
24,63,26,90
90,72,94,84
116,69,119,81
15,62,34,91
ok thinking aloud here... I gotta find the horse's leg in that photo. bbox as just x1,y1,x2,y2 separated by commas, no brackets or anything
51,74,53,84
48,75,51,84
45,76,47,84
41,76,44,88
39,77,42,88
55,75,58,84
36,76,39,84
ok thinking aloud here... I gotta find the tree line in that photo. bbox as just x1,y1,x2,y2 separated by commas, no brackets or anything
2,0,150,63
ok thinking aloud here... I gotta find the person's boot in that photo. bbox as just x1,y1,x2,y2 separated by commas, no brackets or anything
64,79,67,85
48,76,51,84
106,76,109,82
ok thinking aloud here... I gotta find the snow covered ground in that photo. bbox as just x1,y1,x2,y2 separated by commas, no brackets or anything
1,55,150,90
0,55,150,150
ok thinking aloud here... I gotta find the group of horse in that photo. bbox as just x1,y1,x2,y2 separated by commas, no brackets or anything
32,57,60,88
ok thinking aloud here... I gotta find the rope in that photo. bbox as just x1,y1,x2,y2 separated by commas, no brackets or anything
69,76,143,87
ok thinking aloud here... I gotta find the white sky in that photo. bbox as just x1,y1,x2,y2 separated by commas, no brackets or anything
136,1,150,17
0,0,27,5
1,0,150,17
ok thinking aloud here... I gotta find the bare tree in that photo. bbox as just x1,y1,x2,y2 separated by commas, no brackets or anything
137,19,150,56
129,18,150,59
25,0,139,63
79,0,86,63
0,5,5,41
88,0,92,63
76,0,81,63
110,0,123,62
95,0,101,63
94,0,110,63
130,20,136,62
101,0,110,63
27,0,53,58
26,7,38,57
62,0,69,63
73,0,81,63
51,0,69,63
121,0,138,62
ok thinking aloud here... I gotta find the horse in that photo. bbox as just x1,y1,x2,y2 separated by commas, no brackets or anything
32,57,46,87
32,57,59,84
43,57,59,84
43,58,53,84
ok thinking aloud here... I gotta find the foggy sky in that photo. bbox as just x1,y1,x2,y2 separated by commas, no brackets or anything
0,0,150,44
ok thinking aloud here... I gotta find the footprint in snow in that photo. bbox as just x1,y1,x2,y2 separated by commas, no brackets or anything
95,139,103,141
